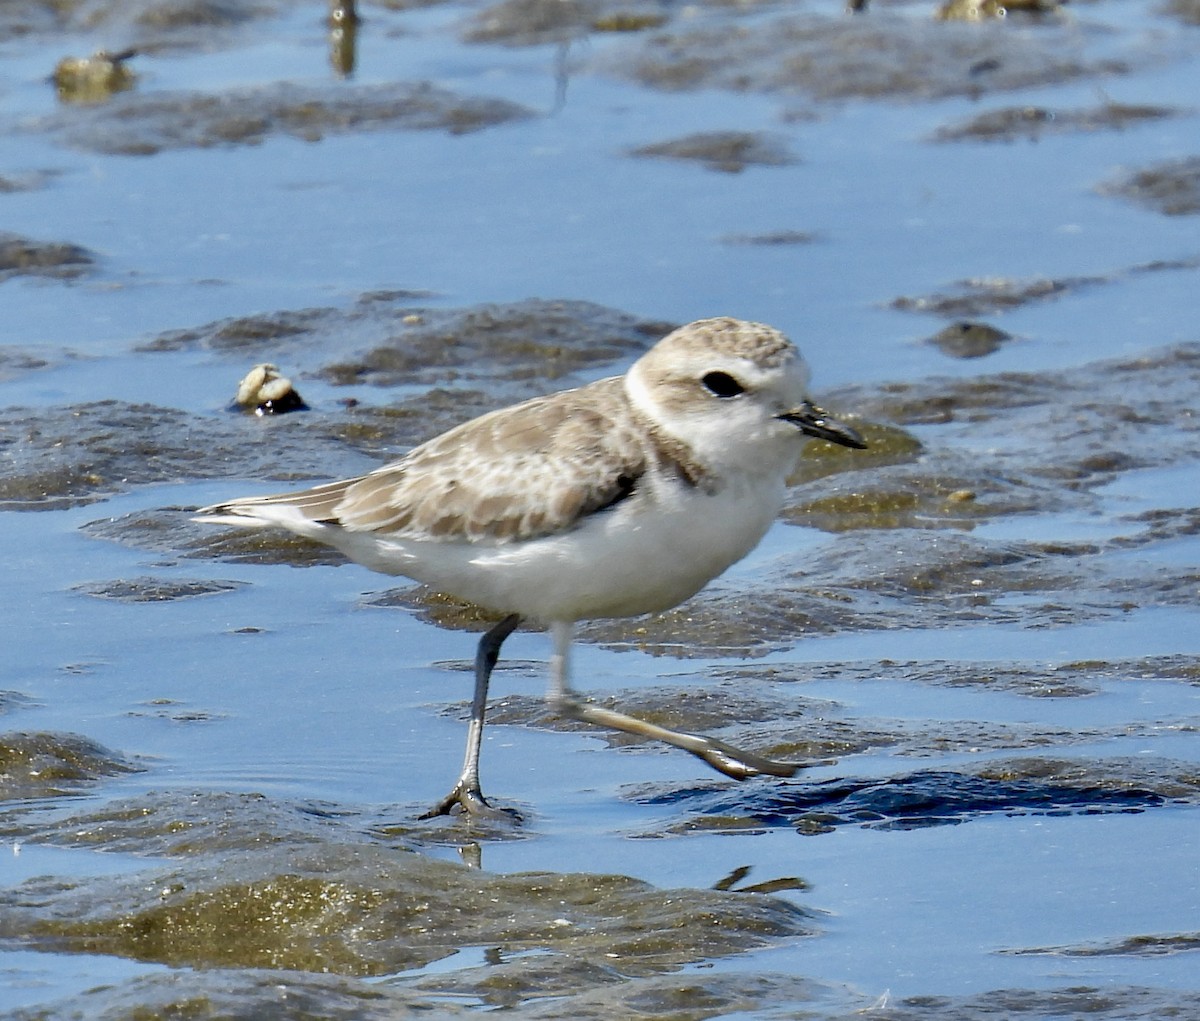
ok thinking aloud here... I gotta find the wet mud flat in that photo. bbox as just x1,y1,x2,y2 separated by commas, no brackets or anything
2,0,1200,1017
3,298,1199,1019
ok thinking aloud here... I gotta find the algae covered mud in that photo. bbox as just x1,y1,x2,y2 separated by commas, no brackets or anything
2,0,1199,1017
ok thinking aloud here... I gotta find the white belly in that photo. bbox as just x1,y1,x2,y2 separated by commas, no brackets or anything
327,474,786,623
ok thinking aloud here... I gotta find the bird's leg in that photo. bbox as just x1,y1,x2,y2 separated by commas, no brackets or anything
546,621,800,780
421,613,521,820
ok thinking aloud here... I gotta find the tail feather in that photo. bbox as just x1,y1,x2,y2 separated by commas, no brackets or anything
195,476,364,526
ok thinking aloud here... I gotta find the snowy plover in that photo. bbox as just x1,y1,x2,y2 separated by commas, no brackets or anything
197,317,865,818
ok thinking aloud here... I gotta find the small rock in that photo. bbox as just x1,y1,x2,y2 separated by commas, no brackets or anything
53,49,138,104
927,321,1012,359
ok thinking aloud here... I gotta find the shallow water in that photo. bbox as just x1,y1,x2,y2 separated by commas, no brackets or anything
2,0,1200,1018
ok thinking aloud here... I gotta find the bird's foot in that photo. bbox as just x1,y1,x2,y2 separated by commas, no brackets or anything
693,737,801,780
552,693,802,781
419,781,521,823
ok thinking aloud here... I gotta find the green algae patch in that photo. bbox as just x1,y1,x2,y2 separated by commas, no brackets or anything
931,101,1178,144
629,131,798,174
0,347,61,384
787,421,921,487
310,298,674,389
1,790,362,857
608,14,1134,102
5,968,463,1020
888,257,1199,318
1003,931,1200,957
1100,156,1200,217
3,844,813,976
785,474,985,533
72,577,248,602
0,965,841,1020
34,81,534,155
925,321,1013,359
0,731,136,801
137,296,672,391
0,0,284,54
29,871,394,973
0,231,95,281
0,402,372,512
840,985,1200,1020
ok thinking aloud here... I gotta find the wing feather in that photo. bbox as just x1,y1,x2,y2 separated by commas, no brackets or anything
202,376,659,545
336,376,649,543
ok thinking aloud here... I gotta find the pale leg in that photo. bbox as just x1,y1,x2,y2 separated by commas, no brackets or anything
547,621,800,780
421,613,521,819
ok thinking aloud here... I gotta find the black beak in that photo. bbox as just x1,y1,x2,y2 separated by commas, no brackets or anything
779,402,867,449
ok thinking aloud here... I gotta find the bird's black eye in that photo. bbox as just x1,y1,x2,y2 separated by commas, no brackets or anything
701,371,744,399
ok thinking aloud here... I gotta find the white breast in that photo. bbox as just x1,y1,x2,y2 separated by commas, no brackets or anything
328,468,787,624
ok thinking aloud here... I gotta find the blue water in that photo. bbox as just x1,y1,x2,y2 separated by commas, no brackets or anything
2,0,1199,1015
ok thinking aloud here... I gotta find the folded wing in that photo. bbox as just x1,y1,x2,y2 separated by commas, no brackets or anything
201,377,652,545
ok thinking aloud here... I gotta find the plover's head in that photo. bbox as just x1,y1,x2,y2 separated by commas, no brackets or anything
626,317,865,468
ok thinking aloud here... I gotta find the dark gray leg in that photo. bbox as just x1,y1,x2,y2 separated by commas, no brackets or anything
420,613,521,820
